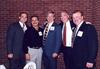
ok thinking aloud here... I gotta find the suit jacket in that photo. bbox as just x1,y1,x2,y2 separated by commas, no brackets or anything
43,22,62,57
59,20,76,52
59,20,76,31
6,22,27,58
73,21,98,66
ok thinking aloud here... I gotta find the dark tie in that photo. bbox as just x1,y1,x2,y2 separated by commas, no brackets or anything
63,23,66,46
43,24,49,41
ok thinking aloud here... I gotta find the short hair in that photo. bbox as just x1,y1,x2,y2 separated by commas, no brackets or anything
30,15,39,21
61,10,69,14
19,12,28,17
47,11,55,17
72,10,84,16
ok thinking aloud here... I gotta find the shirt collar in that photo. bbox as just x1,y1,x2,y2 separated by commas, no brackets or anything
19,21,25,28
77,20,84,30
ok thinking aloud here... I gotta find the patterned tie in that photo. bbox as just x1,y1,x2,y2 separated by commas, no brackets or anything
63,23,66,46
43,24,49,41
72,27,77,47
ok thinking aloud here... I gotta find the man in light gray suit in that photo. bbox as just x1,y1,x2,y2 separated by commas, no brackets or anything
6,12,28,69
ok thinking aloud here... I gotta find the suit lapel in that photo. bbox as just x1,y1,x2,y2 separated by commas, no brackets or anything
75,22,86,39
47,22,56,36
17,22,25,33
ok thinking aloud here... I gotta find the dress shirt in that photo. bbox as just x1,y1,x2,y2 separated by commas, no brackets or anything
19,21,27,31
62,20,73,47
43,21,54,36
75,21,84,36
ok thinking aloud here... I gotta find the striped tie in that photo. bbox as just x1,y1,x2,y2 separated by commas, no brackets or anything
63,23,66,46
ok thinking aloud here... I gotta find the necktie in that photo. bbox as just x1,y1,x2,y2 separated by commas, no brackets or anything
72,27,77,47
43,24,49,41
63,23,66,46
23,23,25,32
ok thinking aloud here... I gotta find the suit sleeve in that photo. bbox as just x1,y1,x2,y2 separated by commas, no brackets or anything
6,25,15,54
54,25,62,53
87,25,98,63
23,30,30,54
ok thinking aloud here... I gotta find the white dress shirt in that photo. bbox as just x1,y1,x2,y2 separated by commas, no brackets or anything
75,21,84,36
43,21,53,36
19,21,27,32
62,20,73,47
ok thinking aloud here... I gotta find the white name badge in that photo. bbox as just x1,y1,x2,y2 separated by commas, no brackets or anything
77,31,83,37
38,31,42,36
50,26,55,31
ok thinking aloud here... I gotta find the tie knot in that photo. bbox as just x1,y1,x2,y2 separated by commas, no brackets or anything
23,23,25,28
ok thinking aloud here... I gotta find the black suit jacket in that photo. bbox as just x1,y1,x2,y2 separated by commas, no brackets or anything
59,20,76,31
59,20,76,52
6,22,27,57
73,21,98,66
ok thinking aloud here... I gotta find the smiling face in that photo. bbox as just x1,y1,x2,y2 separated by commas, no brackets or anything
72,11,84,26
61,11,69,23
19,13,27,23
46,12,55,23
31,16,39,28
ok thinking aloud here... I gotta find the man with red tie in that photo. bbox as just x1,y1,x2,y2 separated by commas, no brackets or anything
60,10,76,69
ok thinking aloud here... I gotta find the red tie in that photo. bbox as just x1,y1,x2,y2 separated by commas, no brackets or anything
63,23,66,46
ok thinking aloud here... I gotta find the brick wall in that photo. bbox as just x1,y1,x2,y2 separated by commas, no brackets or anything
0,0,100,69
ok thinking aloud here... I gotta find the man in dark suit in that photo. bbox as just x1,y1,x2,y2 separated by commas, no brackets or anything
43,11,62,69
71,10,98,69
6,12,28,69
60,10,76,69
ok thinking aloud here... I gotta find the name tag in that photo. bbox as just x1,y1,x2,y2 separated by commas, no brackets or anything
77,31,83,37
38,31,42,36
50,26,55,31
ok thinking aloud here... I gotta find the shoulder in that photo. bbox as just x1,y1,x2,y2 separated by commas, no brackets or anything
84,22,95,29
70,20,76,27
7,22,19,30
83,22,96,32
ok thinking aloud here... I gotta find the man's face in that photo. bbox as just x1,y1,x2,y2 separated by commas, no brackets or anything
61,12,69,23
19,13,27,23
46,13,55,23
31,17,39,27
72,12,83,25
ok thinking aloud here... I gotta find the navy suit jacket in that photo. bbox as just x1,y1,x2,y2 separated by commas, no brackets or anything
6,22,27,58
73,21,98,65
43,22,62,57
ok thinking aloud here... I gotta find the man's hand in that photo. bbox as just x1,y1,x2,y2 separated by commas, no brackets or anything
25,54,30,60
86,62,94,68
8,53,13,59
52,53,58,59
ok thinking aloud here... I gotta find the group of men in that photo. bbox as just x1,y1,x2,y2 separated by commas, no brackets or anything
6,10,98,69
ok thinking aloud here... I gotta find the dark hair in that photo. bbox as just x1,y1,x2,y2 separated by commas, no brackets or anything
30,15,39,21
19,12,28,17
73,10,84,16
